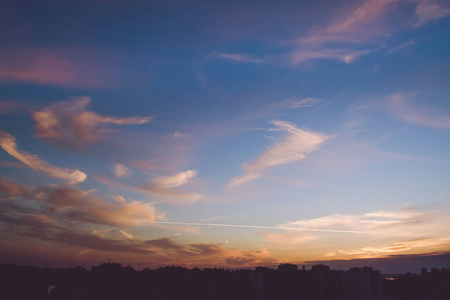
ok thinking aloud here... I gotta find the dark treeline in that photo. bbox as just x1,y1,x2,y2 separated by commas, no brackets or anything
0,262,449,300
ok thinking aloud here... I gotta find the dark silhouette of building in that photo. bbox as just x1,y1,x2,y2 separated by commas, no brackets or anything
1,262,448,300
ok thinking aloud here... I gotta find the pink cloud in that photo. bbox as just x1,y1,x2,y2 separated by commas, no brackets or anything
32,97,152,147
414,0,450,27
291,0,449,65
0,48,118,88
113,163,133,178
0,131,87,184
387,93,450,129
95,174,202,204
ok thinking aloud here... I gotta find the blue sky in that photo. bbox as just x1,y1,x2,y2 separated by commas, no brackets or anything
0,0,449,272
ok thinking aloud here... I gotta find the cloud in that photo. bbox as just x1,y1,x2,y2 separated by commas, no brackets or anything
173,131,186,138
95,174,202,204
342,237,450,257
51,231,151,255
387,93,450,129
177,242,277,268
215,53,265,64
35,186,164,227
0,131,87,184
281,204,448,238
144,237,185,251
228,120,332,188
0,181,164,228
151,170,197,189
387,40,416,54
0,48,117,88
32,97,152,147
0,178,28,201
208,1,449,66
290,48,377,65
114,163,133,178
414,0,450,27
291,0,449,65
260,231,318,244
276,98,323,109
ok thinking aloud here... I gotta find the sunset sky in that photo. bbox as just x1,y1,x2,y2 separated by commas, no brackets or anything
1,0,449,273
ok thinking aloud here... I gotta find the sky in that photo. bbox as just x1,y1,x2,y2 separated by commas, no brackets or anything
0,0,449,273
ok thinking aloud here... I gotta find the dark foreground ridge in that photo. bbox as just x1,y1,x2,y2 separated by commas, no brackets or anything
1,262,449,300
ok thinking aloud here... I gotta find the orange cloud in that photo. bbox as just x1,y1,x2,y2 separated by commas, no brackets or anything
151,170,197,189
95,175,202,204
32,97,152,147
0,131,87,184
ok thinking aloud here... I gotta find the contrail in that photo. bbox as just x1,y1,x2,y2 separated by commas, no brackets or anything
156,221,364,234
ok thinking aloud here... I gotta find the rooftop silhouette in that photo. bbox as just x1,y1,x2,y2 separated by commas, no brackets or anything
1,262,449,300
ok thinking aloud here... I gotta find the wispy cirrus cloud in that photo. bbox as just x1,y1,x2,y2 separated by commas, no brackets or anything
414,0,450,27
260,231,318,245
213,0,450,66
342,237,450,257
0,48,118,88
215,53,266,64
32,97,152,148
387,40,416,54
95,169,201,204
281,204,448,238
151,170,197,189
267,204,450,258
291,0,450,64
290,48,378,65
387,92,450,129
275,97,323,109
113,163,133,178
0,131,87,184
228,120,333,188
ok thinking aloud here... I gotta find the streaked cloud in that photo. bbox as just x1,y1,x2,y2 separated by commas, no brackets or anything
290,0,448,64
387,40,416,54
216,53,265,64
0,178,28,201
0,131,87,184
173,131,186,138
228,120,333,188
342,237,450,257
0,48,117,88
95,172,202,204
387,93,450,129
32,97,152,147
414,0,450,27
290,48,377,65
151,170,197,189
281,205,448,238
260,231,318,244
0,181,164,228
114,163,133,178
276,97,323,109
